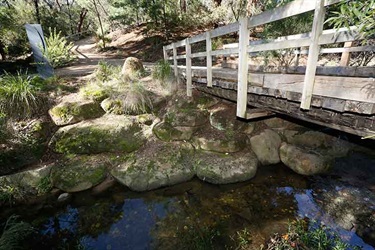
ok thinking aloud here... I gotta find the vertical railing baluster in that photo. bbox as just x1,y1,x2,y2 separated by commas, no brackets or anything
172,43,178,83
236,17,250,118
185,38,192,97
206,32,212,87
301,0,325,110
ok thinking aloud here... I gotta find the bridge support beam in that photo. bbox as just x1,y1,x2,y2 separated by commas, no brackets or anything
236,17,250,118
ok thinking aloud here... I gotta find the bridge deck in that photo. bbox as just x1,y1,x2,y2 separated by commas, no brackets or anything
177,66,375,138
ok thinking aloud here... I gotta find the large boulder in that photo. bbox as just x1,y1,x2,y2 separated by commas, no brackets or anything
50,115,147,154
49,95,105,126
121,57,144,77
165,109,208,127
50,156,108,192
209,103,254,134
168,91,219,111
153,122,195,141
264,117,302,130
250,129,282,165
0,164,52,197
279,143,332,175
110,140,195,192
283,130,351,158
195,149,258,184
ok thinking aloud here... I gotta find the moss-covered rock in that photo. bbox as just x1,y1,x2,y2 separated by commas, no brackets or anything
250,129,282,165
0,164,52,196
49,115,147,154
280,142,333,175
50,156,108,192
195,149,258,184
169,91,219,110
100,98,123,115
110,140,195,192
209,103,254,134
153,122,195,141
164,109,208,127
121,57,144,77
49,99,105,126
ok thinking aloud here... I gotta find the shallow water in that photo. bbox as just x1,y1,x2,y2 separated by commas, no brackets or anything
1,161,374,250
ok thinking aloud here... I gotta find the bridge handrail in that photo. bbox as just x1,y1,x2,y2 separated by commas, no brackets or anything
162,0,366,118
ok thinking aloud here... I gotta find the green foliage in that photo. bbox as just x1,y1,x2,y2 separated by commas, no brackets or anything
95,61,121,82
36,176,53,195
152,60,172,82
0,71,41,119
264,219,361,250
0,215,34,250
43,28,77,68
326,0,375,40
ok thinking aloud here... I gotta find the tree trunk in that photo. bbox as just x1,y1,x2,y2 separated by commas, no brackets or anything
92,0,105,47
34,0,41,24
77,8,88,33
0,41,6,61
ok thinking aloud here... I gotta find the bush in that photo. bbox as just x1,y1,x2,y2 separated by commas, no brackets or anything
43,27,76,68
0,215,34,250
0,71,41,119
152,60,172,82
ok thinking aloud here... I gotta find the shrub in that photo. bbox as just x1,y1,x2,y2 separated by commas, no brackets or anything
94,61,121,83
0,71,40,119
43,27,76,68
0,215,34,250
152,60,172,82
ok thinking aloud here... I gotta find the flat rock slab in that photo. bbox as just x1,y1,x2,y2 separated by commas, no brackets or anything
50,115,147,154
195,148,258,184
49,94,105,126
50,155,108,193
110,140,195,192
153,122,195,141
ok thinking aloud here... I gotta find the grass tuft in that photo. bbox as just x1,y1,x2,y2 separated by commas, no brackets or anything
0,215,34,250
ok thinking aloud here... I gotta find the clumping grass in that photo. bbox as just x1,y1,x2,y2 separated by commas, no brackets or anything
0,215,34,250
152,60,172,82
36,176,53,195
262,219,361,250
0,71,40,119
94,61,121,83
114,78,153,115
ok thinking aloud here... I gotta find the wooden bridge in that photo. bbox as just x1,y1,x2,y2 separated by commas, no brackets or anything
163,0,375,139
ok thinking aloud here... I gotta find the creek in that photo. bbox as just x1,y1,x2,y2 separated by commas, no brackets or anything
1,153,375,250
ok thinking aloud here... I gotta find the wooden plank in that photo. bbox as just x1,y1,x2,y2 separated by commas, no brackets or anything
172,43,178,81
175,40,187,47
301,0,325,110
190,33,207,44
340,41,353,66
210,22,239,38
320,45,375,54
191,51,207,58
175,55,186,59
185,38,192,97
236,17,250,118
247,0,340,28
211,48,239,56
247,73,375,105
206,32,213,87
245,108,274,119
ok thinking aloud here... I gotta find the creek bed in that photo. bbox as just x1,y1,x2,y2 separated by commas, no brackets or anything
1,154,375,250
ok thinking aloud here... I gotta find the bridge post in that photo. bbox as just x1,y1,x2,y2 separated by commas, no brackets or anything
206,31,212,87
301,0,325,110
163,46,168,61
236,17,250,118
185,38,192,97
172,43,178,83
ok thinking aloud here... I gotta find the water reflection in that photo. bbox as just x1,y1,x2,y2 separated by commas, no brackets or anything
1,164,374,249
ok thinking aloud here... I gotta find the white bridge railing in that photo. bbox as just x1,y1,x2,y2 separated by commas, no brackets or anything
163,0,371,118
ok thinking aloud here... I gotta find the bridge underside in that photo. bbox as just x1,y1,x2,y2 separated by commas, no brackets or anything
177,67,375,139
